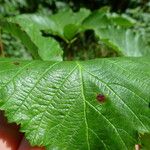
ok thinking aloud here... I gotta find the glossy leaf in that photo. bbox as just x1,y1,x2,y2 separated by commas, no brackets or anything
0,15,63,61
0,57,150,150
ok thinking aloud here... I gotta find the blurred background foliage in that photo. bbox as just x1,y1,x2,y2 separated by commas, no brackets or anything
0,0,150,60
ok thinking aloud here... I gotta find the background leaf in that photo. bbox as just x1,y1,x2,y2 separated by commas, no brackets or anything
96,27,150,56
83,12,150,57
83,7,135,29
82,8,150,57
45,8,91,42
0,15,63,61
0,57,150,149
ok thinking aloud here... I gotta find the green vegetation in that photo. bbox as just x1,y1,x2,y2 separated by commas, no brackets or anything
0,0,150,149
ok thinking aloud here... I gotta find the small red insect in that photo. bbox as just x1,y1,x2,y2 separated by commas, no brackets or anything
96,94,105,103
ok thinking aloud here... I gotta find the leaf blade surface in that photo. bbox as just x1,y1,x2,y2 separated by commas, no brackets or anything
0,57,150,149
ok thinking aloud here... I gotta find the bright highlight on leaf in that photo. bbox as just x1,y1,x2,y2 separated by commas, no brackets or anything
0,57,150,150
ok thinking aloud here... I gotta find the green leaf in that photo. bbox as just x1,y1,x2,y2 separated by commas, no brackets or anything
0,57,150,150
109,13,136,27
0,15,63,61
82,9,148,57
83,8,135,29
96,27,150,56
83,9,110,29
46,8,91,42
63,24,79,41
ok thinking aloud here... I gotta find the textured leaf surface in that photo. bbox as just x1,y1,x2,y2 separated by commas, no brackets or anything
0,58,150,150
0,15,63,61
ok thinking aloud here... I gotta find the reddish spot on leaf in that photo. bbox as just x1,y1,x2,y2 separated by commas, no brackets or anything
96,94,105,103
13,62,20,65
